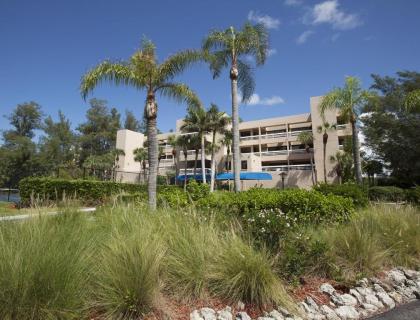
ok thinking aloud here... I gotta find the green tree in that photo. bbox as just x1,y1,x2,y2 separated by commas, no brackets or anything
80,38,201,209
297,131,316,185
221,130,233,173
181,106,209,183
124,110,141,132
330,151,353,185
362,71,420,185
39,111,76,169
175,134,193,191
317,122,336,183
203,23,269,192
319,77,372,184
5,101,42,138
207,104,231,192
363,158,383,186
77,98,121,164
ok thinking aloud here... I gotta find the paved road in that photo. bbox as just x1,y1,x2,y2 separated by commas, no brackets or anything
369,301,420,320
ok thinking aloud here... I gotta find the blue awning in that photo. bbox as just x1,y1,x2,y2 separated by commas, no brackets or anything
176,174,211,182
216,172,272,181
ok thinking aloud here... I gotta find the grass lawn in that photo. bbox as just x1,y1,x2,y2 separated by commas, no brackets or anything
0,201,59,217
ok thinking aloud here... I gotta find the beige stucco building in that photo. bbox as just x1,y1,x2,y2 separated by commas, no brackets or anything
115,96,352,189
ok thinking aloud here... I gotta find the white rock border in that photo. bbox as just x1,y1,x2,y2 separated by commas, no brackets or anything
190,268,420,320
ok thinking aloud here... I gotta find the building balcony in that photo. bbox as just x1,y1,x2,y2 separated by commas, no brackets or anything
262,164,314,172
239,130,312,142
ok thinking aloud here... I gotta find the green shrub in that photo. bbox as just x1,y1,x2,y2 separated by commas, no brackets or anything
0,212,93,319
406,186,420,205
198,188,354,245
314,183,369,207
369,186,406,202
186,179,210,201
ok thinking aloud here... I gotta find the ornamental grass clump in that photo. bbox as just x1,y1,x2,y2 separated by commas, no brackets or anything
91,207,166,319
0,211,93,320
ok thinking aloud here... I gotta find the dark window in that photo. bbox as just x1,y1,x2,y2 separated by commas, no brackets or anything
241,161,248,170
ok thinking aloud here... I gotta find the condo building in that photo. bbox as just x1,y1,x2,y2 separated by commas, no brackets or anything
115,96,352,189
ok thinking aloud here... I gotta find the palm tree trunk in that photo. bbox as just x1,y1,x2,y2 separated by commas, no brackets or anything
145,97,158,210
210,131,216,192
194,149,198,178
309,150,315,185
226,149,231,172
200,134,206,183
351,120,363,184
184,152,188,191
230,66,240,192
323,134,328,183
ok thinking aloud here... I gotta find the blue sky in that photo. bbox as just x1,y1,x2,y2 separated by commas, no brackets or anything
1,0,420,135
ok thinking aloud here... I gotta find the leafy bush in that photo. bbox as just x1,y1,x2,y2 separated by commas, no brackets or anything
0,212,93,319
405,186,420,205
314,183,368,207
186,179,210,201
369,186,406,202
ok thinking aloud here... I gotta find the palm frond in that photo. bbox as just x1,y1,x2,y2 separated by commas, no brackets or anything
236,23,269,65
237,59,255,102
207,50,231,79
158,50,203,82
202,29,230,52
318,89,341,119
80,61,140,100
157,83,201,109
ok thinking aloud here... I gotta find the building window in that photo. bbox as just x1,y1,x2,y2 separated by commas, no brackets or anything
241,161,248,170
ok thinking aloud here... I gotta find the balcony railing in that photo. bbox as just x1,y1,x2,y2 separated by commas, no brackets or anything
180,168,212,175
288,129,312,137
336,124,347,130
262,164,314,172
240,135,260,141
260,150,288,156
289,149,307,154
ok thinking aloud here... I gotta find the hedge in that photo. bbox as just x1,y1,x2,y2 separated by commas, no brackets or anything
197,188,355,226
19,177,179,205
368,186,407,202
314,183,368,207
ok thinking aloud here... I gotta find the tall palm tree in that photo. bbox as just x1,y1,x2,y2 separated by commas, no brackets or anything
203,23,269,192
317,122,336,183
133,147,148,184
207,104,231,192
80,38,201,209
188,134,201,178
297,131,316,185
175,134,192,191
318,77,371,185
181,106,209,183
221,130,233,172
167,134,179,184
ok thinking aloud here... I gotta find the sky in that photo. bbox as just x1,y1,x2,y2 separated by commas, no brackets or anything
1,0,420,136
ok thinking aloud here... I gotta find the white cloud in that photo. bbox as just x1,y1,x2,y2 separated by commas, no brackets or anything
306,0,362,30
296,30,314,44
246,94,285,106
284,0,303,6
248,11,280,29
267,48,277,56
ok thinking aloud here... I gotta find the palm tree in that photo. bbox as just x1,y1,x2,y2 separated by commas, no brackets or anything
203,23,269,192
80,38,201,209
317,122,336,183
133,147,148,183
207,104,231,192
330,151,353,185
189,134,201,178
181,106,209,183
297,131,316,185
318,77,372,185
175,134,192,191
221,131,233,172
167,134,179,184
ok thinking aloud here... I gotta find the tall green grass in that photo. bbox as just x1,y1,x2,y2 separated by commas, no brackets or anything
0,211,94,320
316,204,420,280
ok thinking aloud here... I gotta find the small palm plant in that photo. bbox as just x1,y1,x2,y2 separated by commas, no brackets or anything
80,38,201,209
175,134,193,190
297,131,316,185
317,122,336,183
133,147,148,183
207,104,231,192
319,76,372,184
181,106,209,183
203,23,269,192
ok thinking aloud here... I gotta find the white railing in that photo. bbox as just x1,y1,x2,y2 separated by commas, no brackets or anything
289,149,307,154
261,132,287,139
288,129,312,137
260,150,288,156
336,124,347,130
262,164,314,172
240,135,259,141
180,168,212,175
